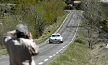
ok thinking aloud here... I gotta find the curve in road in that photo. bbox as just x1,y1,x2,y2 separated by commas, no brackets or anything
0,10,83,65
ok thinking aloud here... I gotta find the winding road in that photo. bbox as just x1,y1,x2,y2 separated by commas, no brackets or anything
0,10,83,65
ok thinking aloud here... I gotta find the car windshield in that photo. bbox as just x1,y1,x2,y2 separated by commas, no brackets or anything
51,34,60,37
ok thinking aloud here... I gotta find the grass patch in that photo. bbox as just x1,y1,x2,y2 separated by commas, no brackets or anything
48,39,90,65
0,46,7,55
48,22,108,65
0,49,7,55
34,12,68,44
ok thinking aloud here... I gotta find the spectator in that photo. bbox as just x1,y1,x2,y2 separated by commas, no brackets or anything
3,24,39,65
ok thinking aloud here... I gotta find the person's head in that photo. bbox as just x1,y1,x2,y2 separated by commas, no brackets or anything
16,24,29,38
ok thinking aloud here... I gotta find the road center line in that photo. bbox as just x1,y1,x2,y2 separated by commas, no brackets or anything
56,52,59,54
38,62,43,65
37,12,81,65
44,59,48,62
49,56,53,58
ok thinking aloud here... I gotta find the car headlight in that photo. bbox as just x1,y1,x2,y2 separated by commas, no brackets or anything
60,39,62,41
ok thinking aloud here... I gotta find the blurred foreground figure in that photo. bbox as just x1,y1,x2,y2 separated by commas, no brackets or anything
3,24,39,65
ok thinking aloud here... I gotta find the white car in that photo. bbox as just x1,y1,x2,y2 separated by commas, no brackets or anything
49,33,63,43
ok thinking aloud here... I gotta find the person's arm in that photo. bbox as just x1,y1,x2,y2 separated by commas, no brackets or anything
26,33,39,56
3,30,16,43
29,42,39,56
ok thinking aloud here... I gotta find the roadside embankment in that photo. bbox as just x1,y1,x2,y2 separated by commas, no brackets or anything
48,23,108,65
48,26,90,65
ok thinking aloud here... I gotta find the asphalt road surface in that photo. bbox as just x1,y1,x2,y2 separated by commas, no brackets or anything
0,10,83,65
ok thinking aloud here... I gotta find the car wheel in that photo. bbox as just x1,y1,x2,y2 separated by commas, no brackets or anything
49,41,52,43
61,41,63,43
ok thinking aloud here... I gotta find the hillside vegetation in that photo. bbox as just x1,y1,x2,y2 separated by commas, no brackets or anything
48,23,108,65
0,0,66,47
48,0,108,65
80,0,108,49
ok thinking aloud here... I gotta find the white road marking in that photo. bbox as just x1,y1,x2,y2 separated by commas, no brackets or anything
1,11,81,65
63,47,65,49
64,45,67,48
38,11,81,65
58,50,61,52
38,17,80,65
49,56,53,58
38,62,43,65
56,12,71,33
56,52,59,54
1,11,80,65
59,49,62,52
44,59,48,62
37,11,71,65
